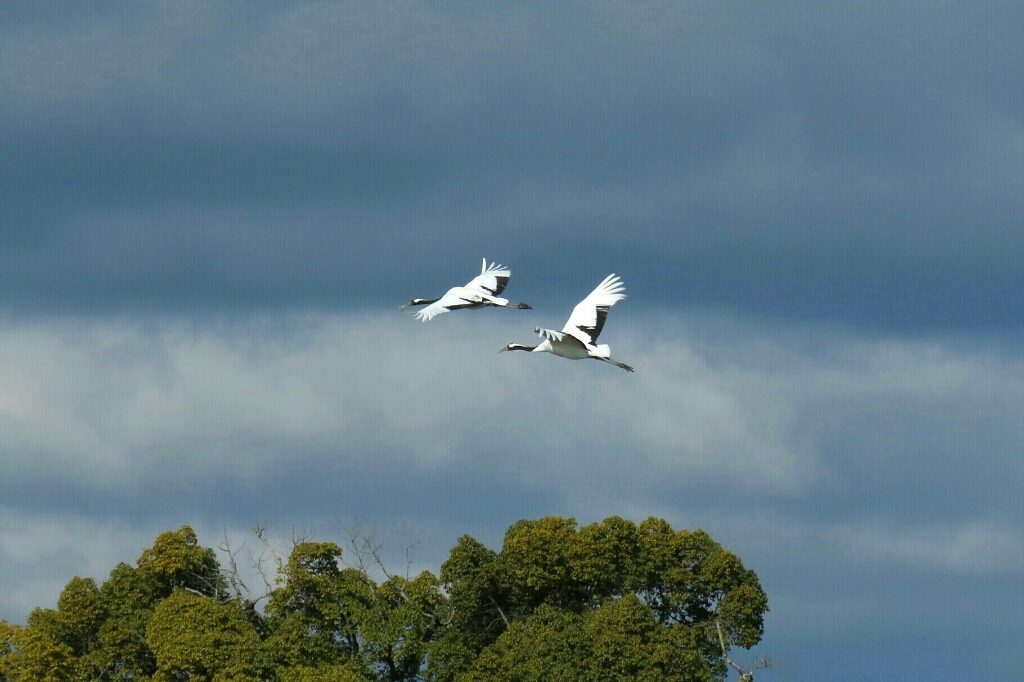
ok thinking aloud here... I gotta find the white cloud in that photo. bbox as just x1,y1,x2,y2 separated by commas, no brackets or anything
2,313,1022,494
0,313,814,488
832,521,1024,575
0,510,146,617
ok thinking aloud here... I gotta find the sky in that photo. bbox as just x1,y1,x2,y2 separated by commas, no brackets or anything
1,1,1022,679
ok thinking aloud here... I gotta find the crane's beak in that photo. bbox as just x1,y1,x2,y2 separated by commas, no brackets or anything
497,346,509,353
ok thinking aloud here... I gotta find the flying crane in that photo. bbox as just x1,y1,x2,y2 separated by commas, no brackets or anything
401,258,532,322
499,274,633,372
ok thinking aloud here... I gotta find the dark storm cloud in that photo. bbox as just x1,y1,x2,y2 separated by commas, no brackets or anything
2,1,1023,329
0,437,559,530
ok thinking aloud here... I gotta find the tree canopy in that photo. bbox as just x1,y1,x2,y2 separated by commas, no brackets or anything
1,517,768,682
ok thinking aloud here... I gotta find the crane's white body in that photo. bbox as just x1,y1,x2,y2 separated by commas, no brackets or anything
531,329,613,361
500,274,633,372
402,259,531,321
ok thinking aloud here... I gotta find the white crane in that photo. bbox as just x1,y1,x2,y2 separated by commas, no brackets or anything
499,274,634,372
401,258,532,322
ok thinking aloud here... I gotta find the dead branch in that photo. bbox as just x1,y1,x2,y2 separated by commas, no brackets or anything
715,620,771,682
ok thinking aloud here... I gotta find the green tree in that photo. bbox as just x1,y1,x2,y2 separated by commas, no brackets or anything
0,619,78,682
427,532,523,682
135,526,224,601
461,605,588,682
2,516,767,682
431,516,768,682
278,665,369,682
264,538,447,682
15,578,109,680
1,526,227,682
95,525,226,680
264,542,369,674
351,571,446,682
92,561,161,679
586,594,711,682
461,595,716,682
53,577,106,658
145,590,273,682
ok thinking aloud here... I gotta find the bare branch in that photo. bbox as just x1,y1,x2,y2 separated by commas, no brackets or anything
211,524,290,615
181,586,216,600
219,531,252,601
490,597,510,628
246,546,275,595
253,522,287,574
338,520,392,581
291,525,315,548
397,521,423,581
715,619,770,682
87,663,115,682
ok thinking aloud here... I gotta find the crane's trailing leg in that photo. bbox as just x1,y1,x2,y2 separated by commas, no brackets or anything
598,357,634,372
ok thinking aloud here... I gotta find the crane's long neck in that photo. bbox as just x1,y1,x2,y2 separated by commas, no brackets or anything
405,297,440,308
506,343,538,352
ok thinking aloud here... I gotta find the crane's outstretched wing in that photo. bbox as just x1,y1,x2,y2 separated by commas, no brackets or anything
413,288,486,321
536,327,565,342
561,274,626,346
465,258,511,297
535,327,588,348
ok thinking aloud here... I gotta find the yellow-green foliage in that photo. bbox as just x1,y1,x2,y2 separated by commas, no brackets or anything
433,515,767,682
146,590,272,682
459,595,718,682
278,664,372,682
0,619,78,682
137,526,224,600
461,605,588,682
54,578,106,657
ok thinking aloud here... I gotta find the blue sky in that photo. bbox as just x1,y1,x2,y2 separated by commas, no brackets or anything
1,2,1022,679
